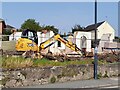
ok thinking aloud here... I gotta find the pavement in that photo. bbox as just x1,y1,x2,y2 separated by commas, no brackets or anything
23,77,119,89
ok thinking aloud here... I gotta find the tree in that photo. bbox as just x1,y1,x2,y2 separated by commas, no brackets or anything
21,19,41,31
2,28,12,41
2,24,18,41
2,28,12,35
72,24,85,33
20,19,59,34
41,25,59,34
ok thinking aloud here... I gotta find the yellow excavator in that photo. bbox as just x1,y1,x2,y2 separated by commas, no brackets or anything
16,29,38,52
16,29,82,58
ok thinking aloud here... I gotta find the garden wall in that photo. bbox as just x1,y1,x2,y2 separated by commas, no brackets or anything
1,63,119,88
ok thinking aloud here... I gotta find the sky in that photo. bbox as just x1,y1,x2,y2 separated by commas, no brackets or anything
1,1,118,36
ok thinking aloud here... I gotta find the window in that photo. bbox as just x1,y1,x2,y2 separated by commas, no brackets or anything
81,36,87,48
28,31,34,41
58,41,61,47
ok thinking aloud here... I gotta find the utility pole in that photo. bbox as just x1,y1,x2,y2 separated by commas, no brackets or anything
94,0,98,80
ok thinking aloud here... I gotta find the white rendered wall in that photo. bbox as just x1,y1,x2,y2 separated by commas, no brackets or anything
75,31,91,52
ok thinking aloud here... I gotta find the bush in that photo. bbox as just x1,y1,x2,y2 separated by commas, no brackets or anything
50,76,56,83
103,71,109,78
97,72,102,79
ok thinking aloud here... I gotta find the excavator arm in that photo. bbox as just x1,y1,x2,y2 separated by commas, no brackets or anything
39,34,82,55
39,35,56,50
55,34,81,51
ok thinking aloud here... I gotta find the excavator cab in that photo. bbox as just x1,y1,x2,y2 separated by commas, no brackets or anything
16,29,38,52
21,29,38,44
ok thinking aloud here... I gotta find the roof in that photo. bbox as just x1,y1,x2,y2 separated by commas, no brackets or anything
73,21,105,33
6,25,15,29
84,21,105,31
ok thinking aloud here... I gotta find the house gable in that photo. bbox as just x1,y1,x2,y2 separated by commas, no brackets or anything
97,21,115,41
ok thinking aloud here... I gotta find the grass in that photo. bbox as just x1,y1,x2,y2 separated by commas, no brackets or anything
1,56,33,69
33,58,94,67
0,56,115,69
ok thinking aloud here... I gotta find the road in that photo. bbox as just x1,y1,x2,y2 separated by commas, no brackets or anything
23,77,119,89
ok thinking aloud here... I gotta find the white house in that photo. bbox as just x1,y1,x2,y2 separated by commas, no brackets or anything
86,21,115,42
74,31,92,52
74,21,115,53
37,30,66,55
9,32,22,41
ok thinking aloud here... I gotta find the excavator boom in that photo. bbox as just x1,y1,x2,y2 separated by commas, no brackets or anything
40,35,56,50
40,34,82,55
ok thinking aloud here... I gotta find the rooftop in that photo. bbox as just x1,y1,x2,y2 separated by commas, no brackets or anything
6,25,16,29
84,21,105,31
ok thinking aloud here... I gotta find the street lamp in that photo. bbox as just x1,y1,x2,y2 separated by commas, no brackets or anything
94,0,98,80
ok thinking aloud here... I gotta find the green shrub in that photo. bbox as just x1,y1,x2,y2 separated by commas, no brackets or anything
50,76,56,83
97,72,102,79
103,71,109,78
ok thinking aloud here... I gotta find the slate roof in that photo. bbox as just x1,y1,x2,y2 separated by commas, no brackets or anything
84,21,105,31
74,21,105,32
6,25,15,29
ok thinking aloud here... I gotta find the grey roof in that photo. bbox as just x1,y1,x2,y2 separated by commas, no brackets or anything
84,21,105,31
73,21,105,33
6,25,15,29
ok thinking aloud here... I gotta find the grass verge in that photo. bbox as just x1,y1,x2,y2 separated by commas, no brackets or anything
0,56,114,69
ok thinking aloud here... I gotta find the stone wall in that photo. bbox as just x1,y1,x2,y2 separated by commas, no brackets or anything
1,64,119,88
1,41,16,51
